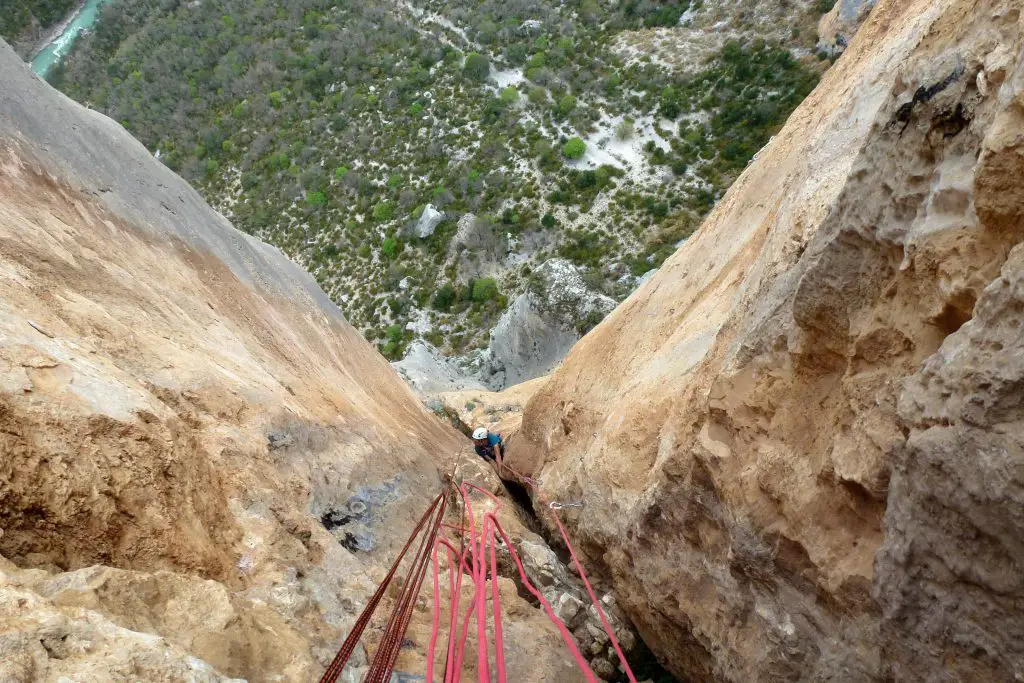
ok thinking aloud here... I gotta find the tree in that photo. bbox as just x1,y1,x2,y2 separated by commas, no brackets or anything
462,53,490,82
528,86,548,105
562,137,586,160
432,283,456,311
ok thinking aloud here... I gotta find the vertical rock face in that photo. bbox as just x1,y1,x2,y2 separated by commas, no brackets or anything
0,43,587,681
876,87,1024,679
484,259,616,390
512,1,1024,680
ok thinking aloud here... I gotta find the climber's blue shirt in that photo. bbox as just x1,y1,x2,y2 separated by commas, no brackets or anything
474,433,502,461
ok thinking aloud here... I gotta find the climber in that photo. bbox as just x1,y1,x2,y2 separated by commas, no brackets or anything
472,426,505,474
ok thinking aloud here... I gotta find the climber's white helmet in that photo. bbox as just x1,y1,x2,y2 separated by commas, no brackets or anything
472,427,488,440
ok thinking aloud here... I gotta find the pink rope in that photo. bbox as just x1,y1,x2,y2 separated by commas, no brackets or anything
426,477,601,683
488,516,507,683
429,538,475,683
548,507,638,683
507,467,638,683
488,515,598,683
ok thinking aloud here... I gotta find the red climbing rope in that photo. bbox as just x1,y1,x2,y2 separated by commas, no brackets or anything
425,480,598,683
318,493,444,683
507,466,639,683
319,453,632,683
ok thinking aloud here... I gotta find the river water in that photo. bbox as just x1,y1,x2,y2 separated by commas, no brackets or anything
31,0,109,77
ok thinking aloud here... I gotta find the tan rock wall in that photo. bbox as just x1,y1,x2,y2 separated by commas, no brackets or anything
513,1,1024,679
0,45,589,682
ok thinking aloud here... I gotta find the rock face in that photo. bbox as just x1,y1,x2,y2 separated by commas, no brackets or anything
512,1,1024,680
817,0,877,55
436,375,548,439
0,42,591,681
484,259,615,389
412,203,444,239
392,340,486,394
875,101,1024,679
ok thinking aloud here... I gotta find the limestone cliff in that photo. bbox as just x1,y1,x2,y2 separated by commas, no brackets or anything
0,42,586,681
512,0,1024,680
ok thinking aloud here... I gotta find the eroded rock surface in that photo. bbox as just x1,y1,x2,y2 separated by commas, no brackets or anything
0,42,594,682
513,1,1024,680
484,259,615,390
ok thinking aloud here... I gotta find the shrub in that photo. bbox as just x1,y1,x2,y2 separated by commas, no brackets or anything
381,237,399,257
373,201,395,221
615,119,634,141
307,190,327,207
381,323,407,359
433,284,456,311
334,165,349,180
499,86,519,104
562,137,586,160
471,277,499,302
556,94,577,117
541,212,557,229
463,53,490,82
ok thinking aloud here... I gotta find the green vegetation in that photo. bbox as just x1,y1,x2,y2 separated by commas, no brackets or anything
463,52,490,82
669,40,819,178
0,0,77,41
373,202,395,222
471,277,499,303
46,0,826,357
562,138,586,160
499,86,519,104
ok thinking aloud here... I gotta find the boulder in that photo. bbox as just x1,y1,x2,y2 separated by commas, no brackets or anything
392,341,485,395
414,203,444,238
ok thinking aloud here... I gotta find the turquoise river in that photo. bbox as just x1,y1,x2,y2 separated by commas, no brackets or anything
31,0,109,77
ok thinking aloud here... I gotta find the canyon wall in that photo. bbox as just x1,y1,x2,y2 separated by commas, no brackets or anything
512,0,1024,680
0,42,581,681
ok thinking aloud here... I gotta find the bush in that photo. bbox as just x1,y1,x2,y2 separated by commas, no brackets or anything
381,323,407,359
562,137,586,160
556,94,577,116
541,212,557,229
499,86,519,104
433,283,456,311
373,201,395,221
463,53,490,82
307,190,327,207
381,237,399,257
471,277,499,302
615,119,634,141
